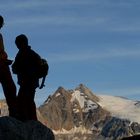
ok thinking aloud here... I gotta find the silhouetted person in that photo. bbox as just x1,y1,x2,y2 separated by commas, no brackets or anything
12,34,41,121
0,15,17,117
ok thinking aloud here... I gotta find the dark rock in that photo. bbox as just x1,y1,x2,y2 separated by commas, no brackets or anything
131,122,140,133
0,116,55,140
121,135,140,140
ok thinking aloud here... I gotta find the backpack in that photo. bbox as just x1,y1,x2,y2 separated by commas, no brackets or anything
37,58,49,89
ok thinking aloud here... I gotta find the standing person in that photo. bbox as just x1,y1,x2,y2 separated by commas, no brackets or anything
0,15,17,117
12,34,41,121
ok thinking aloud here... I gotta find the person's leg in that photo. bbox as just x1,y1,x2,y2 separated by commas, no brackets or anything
0,65,17,117
17,87,28,121
17,85,37,121
27,87,37,120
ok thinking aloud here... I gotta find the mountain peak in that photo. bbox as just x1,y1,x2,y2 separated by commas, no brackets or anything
75,83,88,91
55,86,67,94
75,84,99,102
57,86,65,91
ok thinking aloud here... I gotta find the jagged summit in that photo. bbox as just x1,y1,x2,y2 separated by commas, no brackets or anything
55,86,66,93
52,84,99,101
75,83,89,91
54,86,71,96
75,84,99,102
43,84,102,111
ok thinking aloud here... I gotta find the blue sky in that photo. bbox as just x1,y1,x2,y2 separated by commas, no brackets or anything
0,0,140,106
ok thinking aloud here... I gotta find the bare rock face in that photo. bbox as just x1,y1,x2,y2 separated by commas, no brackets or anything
38,86,74,130
0,116,55,140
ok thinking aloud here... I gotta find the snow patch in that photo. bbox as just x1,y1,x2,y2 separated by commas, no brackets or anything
55,93,61,97
71,90,86,108
71,90,98,112
73,108,80,113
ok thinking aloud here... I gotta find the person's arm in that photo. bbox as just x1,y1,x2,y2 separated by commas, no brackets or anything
12,54,19,74
0,33,8,60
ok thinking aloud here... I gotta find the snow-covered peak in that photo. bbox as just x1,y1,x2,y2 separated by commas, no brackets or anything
98,94,140,123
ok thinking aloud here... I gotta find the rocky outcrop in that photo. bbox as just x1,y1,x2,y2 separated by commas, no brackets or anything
0,116,54,140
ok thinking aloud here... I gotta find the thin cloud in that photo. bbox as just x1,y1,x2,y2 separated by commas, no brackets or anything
0,0,109,28
48,48,140,63
0,1,48,10
110,25,140,32
9,16,108,27
0,0,98,10
3,0,140,34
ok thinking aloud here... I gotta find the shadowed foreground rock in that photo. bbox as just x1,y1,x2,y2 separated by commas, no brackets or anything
0,116,55,140
121,135,140,140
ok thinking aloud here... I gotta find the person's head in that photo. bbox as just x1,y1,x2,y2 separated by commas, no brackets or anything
0,15,4,29
15,34,28,49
